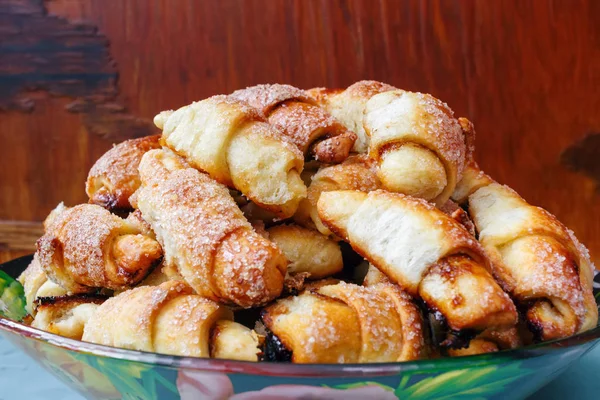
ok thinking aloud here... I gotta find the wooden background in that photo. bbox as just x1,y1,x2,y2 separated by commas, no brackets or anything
1,0,599,266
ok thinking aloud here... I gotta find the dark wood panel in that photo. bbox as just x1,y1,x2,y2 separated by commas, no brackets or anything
1,0,599,264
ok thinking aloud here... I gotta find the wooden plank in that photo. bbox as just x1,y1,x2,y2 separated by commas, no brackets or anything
0,220,43,252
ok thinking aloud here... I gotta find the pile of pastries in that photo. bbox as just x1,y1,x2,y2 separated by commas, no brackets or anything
18,81,598,363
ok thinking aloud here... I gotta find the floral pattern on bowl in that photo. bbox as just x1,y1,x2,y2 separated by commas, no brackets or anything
1,255,599,400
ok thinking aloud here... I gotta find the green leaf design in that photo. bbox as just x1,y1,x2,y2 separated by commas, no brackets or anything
72,353,178,399
395,362,531,400
327,381,395,391
0,270,27,321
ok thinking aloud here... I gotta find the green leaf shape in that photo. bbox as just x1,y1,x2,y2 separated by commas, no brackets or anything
73,353,178,399
326,381,395,391
0,270,27,321
396,361,531,400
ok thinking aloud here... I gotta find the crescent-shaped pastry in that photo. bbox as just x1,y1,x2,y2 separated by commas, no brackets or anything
83,281,261,360
32,295,106,340
18,254,67,316
266,224,343,280
317,190,517,345
86,135,161,212
455,171,598,341
364,90,466,205
230,84,357,163
294,155,381,235
447,326,521,357
311,81,467,205
308,80,396,153
36,204,163,293
261,281,425,363
154,95,306,218
362,264,518,356
133,148,287,308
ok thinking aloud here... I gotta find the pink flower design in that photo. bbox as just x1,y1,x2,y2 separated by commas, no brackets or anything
177,370,234,400
177,370,397,400
229,384,397,400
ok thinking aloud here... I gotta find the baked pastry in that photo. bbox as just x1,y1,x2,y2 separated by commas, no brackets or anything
86,135,161,212
36,204,163,293
261,281,425,363
18,254,67,316
447,326,521,357
17,80,598,362
83,281,261,360
454,166,598,341
294,155,381,235
318,190,518,346
308,80,395,153
266,224,343,279
439,199,476,236
32,295,106,340
362,263,520,355
311,81,467,205
154,95,306,218
230,84,357,163
364,90,466,204
132,148,287,308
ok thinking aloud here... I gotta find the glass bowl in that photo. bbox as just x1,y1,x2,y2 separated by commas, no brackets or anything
1,255,599,400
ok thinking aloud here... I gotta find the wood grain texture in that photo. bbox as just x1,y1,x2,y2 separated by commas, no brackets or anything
0,220,43,251
1,0,599,264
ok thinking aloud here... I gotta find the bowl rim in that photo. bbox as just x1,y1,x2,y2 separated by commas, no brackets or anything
2,254,600,378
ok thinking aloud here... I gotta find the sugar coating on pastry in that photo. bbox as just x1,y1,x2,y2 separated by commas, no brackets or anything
309,80,396,153
267,224,343,279
231,84,357,164
134,148,286,308
32,295,105,340
37,204,163,293
365,90,465,204
86,135,161,211
156,95,306,218
469,182,598,338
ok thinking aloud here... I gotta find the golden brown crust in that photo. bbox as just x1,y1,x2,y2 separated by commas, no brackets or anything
37,204,163,293
43,202,69,232
262,292,362,363
231,83,313,114
267,224,343,279
439,200,476,236
451,161,494,205
467,182,598,340
308,81,396,154
231,84,357,164
365,90,466,205
134,149,287,308
86,135,161,211
420,256,517,331
124,209,156,238
210,320,262,361
263,281,425,363
32,294,106,340
19,254,67,316
294,155,381,235
155,95,306,218
84,281,259,359
317,189,517,336
448,326,521,357
362,264,392,286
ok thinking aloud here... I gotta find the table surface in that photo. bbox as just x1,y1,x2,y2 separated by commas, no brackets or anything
0,337,598,400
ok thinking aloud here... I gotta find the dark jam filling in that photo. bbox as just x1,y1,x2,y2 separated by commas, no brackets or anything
262,330,293,362
517,301,544,343
440,328,478,349
418,299,479,351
